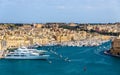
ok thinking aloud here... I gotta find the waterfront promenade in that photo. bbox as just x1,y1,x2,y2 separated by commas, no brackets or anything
46,38,110,47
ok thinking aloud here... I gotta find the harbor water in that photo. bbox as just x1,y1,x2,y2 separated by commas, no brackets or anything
0,41,120,75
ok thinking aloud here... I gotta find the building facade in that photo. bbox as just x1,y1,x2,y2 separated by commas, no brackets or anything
110,38,120,55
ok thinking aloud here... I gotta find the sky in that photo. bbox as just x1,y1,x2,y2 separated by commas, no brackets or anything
0,0,120,23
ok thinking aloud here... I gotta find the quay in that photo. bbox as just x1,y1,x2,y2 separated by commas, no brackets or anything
0,50,4,58
0,50,8,59
46,39,110,47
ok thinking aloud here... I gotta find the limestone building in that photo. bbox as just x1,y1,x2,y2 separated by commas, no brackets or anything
110,38,120,55
0,40,7,50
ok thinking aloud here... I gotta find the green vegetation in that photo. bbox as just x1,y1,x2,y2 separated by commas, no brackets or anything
7,48,17,51
59,25,79,31
86,29,120,36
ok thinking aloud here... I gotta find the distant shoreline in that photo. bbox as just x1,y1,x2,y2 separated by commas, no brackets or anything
0,22,119,25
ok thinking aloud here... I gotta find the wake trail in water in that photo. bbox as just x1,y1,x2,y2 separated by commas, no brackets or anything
94,45,111,57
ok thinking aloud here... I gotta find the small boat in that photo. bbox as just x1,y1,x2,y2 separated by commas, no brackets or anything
4,47,50,60
104,50,120,57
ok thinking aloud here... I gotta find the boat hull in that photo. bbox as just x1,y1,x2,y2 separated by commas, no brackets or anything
104,50,120,57
4,55,50,60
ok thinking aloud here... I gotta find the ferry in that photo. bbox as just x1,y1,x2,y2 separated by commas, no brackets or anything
4,47,50,59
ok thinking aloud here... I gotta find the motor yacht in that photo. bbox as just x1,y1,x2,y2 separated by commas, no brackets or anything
4,47,50,59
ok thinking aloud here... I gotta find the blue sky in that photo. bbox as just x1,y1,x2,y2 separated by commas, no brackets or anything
0,0,120,23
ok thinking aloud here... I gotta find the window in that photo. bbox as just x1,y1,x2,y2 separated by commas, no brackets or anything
117,53,120,55
21,55,26,57
7,55,11,56
14,55,19,56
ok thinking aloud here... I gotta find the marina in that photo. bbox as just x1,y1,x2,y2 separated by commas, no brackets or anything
44,39,110,47
0,41,120,75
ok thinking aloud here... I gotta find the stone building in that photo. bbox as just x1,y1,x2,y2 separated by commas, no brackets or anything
110,38,120,55
69,23,77,27
33,23,43,28
0,40,7,50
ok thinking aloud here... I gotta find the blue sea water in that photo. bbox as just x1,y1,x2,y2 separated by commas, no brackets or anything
0,41,120,75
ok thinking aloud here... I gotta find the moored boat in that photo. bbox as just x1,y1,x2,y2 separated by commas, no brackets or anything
4,47,50,59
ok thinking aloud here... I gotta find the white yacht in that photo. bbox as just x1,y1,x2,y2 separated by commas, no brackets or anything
4,47,50,59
